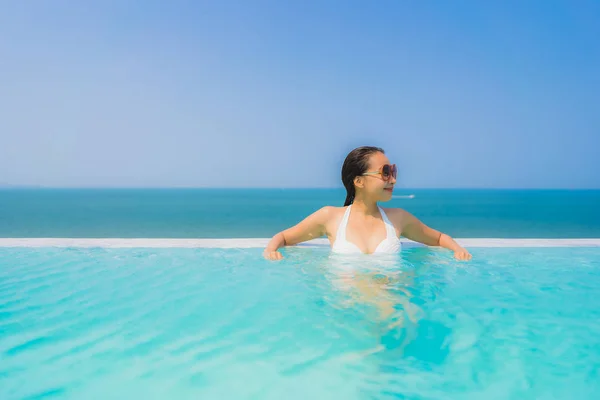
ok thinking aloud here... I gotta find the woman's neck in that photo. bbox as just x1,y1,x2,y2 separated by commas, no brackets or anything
350,196,379,216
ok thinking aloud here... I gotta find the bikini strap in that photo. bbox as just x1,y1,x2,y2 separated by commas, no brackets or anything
336,205,352,241
379,207,397,239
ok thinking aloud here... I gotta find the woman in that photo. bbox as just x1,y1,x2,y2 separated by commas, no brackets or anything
263,146,472,261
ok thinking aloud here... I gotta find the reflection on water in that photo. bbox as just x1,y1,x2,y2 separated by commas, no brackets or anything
289,247,457,365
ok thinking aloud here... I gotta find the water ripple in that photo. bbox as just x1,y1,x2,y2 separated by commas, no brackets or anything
1,247,600,398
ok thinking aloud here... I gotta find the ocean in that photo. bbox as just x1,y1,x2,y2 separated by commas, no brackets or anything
1,188,599,239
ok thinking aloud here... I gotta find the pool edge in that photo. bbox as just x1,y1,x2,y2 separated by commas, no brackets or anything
0,238,599,248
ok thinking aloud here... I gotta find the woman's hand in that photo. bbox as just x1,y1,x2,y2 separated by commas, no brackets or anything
454,247,472,261
263,249,284,261
262,206,332,261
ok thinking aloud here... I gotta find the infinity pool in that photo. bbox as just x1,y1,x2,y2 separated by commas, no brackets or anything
1,246,600,399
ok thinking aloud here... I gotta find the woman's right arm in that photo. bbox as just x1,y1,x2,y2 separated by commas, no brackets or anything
263,206,333,260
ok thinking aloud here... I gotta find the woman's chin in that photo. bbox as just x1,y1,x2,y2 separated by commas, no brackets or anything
381,191,393,201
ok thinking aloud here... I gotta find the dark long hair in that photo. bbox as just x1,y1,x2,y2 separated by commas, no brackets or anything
341,146,385,206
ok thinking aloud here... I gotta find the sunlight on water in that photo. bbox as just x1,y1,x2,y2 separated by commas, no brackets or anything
1,246,600,399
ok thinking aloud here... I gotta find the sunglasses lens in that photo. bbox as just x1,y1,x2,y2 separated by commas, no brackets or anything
381,165,389,179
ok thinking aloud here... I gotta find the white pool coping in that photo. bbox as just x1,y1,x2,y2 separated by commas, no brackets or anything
0,238,599,248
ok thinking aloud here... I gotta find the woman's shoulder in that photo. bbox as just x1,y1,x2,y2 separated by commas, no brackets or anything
380,206,412,224
315,205,347,218
380,206,407,215
311,205,347,226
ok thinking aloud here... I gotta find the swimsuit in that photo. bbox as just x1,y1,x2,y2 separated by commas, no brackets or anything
331,204,401,255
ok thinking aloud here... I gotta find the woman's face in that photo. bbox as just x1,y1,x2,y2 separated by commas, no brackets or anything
356,152,397,201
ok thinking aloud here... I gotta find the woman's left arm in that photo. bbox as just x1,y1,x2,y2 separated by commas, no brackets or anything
392,209,472,260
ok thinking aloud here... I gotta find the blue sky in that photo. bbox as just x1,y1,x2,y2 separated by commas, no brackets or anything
1,0,598,188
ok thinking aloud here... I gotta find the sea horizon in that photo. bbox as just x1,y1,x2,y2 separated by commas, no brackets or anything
1,188,599,239
1,186,599,190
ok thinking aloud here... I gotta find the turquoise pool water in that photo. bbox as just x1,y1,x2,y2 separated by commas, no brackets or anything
1,246,600,399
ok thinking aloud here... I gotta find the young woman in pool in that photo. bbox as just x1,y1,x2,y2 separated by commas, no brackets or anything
263,146,472,261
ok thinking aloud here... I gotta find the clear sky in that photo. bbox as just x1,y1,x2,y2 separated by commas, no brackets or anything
1,0,598,189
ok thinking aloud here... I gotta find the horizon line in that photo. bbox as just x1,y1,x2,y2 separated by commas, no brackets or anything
1,186,599,191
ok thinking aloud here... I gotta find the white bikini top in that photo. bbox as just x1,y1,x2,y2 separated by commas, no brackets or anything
331,204,402,255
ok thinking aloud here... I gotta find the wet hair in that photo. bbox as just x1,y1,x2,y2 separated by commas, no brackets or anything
341,146,385,206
